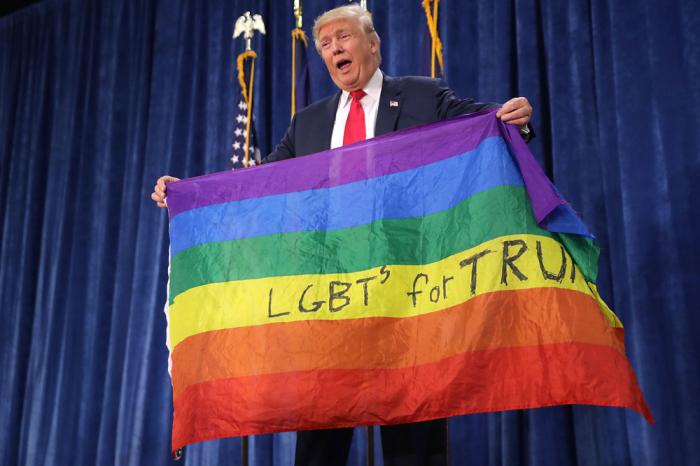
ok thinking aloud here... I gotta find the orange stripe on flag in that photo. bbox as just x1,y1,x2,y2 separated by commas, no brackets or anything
172,288,624,398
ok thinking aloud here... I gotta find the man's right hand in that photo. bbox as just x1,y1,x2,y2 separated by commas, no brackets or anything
151,175,180,208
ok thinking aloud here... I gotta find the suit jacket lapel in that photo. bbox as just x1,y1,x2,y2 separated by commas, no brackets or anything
375,75,402,137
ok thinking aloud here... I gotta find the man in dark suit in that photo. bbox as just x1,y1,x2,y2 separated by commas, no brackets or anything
265,5,532,466
266,73,501,162
151,4,532,465
264,4,531,164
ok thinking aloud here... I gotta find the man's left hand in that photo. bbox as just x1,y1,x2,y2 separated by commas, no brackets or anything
496,97,532,127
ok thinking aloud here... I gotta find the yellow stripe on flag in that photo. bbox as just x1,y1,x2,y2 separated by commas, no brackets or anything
169,234,621,348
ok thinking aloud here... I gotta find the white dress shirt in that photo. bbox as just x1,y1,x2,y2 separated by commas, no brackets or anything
330,68,384,149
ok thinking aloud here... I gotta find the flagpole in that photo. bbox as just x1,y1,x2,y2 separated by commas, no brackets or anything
244,57,255,167
233,11,266,168
431,0,438,77
232,10,266,461
291,0,304,117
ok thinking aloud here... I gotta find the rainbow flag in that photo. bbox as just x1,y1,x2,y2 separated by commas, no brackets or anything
164,111,652,452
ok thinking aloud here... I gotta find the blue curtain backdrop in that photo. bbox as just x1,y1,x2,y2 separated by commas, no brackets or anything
1,0,698,465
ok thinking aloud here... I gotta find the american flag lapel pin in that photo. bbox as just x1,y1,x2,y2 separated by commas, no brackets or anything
389,100,399,107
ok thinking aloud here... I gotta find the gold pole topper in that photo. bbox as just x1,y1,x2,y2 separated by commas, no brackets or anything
294,0,303,29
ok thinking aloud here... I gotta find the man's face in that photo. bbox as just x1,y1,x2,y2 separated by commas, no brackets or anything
318,18,379,92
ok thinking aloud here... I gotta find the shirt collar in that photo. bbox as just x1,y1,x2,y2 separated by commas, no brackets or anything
340,68,383,107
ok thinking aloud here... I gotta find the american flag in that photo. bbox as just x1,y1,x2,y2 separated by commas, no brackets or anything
230,95,261,169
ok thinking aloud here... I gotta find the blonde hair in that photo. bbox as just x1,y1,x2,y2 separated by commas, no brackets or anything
312,4,381,61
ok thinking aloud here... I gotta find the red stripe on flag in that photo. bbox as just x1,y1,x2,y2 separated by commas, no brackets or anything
171,341,653,451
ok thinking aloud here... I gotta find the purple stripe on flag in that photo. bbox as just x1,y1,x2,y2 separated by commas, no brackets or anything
166,110,575,236
497,122,567,225
167,111,501,219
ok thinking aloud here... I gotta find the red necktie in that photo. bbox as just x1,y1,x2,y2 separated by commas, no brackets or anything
343,90,367,145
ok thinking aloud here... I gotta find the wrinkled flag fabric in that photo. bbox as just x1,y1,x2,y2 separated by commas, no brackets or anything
164,110,652,452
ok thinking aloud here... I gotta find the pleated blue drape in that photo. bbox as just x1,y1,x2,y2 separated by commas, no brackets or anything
1,1,698,465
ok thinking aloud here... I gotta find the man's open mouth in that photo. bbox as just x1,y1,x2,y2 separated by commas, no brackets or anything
336,59,352,71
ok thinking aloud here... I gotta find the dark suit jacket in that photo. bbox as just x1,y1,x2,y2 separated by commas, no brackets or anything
265,74,497,163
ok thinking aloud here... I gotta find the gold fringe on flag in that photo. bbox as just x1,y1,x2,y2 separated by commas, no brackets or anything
422,0,444,78
236,50,257,167
291,28,308,117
